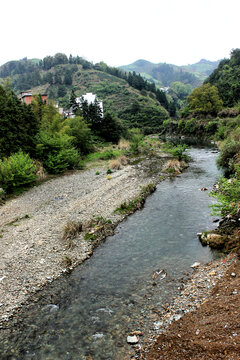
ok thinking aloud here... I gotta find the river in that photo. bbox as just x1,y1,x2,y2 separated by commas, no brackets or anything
0,147,222,360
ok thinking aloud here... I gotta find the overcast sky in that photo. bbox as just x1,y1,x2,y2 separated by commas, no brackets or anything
1,0,239,67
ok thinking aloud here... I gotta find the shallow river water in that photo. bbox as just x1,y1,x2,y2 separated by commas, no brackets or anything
1,147,222,360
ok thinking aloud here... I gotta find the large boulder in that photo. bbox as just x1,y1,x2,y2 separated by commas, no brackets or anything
202,233,226,249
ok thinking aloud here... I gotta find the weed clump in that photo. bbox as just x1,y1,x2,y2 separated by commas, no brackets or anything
115,183,156,215
119,155,128,166
163,159,187,174
109,159,121,170
84,216,113,244
118,139,130,151
62,220,82,248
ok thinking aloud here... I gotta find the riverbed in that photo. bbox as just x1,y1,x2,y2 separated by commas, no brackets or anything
0,147,222,359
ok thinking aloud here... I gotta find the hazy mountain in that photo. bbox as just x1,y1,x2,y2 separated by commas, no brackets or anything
119,58,220,87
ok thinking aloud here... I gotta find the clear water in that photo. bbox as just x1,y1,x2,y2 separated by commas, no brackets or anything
1,148,222,360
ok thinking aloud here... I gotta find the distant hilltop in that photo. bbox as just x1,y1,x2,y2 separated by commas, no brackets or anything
119,58,220,87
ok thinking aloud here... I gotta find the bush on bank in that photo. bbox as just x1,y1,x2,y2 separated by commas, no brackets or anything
0,151,37,193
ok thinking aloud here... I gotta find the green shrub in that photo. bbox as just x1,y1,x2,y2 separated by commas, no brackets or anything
215,125,226,140
0,151,37,192
177,119,185,131
210,167,240,217
217,139,240,173
45,148,80,174
162,142,188,161
66,116,93,154
36,132,80,174
129,130,144,155
184,118,199,134
205,121,218,135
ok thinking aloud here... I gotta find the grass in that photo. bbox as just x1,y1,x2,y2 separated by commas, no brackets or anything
6,214,30,226
109,159,121,170
84,216,112,241
84,233,97,241
80,147,123,168
62,255,73,269
114,183,156,214
163,159,187,174
62,220,82,248
118,139,130,151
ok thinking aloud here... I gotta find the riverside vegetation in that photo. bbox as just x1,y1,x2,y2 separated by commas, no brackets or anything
159,49,240,254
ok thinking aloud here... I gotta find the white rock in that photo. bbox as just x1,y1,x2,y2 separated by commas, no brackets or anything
127,335,139,344
92,333,104,339
191,262,201,268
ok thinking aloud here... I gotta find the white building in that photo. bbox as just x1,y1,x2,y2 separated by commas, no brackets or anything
76,92,103,115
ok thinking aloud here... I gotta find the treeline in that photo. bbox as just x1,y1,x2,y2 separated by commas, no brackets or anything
0,53,176,115
0,53,92,78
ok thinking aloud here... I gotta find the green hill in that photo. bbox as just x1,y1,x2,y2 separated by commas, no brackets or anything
119,58,220,87
182,59,220,82
0,55,170,133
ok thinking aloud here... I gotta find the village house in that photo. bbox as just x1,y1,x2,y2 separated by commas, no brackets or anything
20,92,48,105
76,92,103,115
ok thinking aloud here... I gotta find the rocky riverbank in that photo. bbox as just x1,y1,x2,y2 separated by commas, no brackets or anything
0,153,173,327
138,253,239,360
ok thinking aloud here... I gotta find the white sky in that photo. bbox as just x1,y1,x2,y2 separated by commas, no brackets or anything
1,0,239,67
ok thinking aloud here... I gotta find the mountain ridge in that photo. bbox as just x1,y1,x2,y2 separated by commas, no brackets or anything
119,58,221,86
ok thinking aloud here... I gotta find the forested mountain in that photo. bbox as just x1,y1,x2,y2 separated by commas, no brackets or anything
0,54,170,133
182,59,220,81
119,58,220,87
205,49,240,107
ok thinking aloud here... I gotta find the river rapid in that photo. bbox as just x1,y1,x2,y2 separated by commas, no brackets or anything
0,147,222,360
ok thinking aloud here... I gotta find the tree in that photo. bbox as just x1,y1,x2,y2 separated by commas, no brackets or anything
66,116,93,154
69,90,79,114
54,53,68,65
64,70,72,85
0,86,39,158
99,113,124,143
187,83,223,116
57,85,67,98
44,72,54,85
170,82,192,101
80,97,103,131
43,56,54,70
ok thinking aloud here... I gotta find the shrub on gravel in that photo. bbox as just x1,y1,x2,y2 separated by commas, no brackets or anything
36,132,80,174
0,151,37,192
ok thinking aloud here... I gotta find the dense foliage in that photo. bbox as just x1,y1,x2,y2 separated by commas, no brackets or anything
186,83,223,116
206,49,240,107
0,85,39,158
210,166,240,217
0,151,37,191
